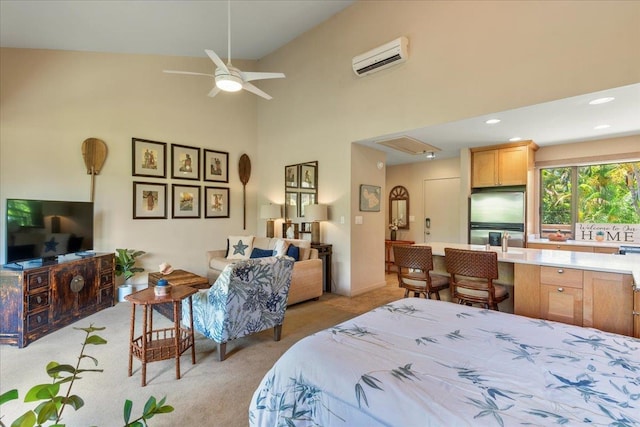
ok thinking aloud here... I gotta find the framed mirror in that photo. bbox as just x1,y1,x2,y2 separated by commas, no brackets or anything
389,185,409,230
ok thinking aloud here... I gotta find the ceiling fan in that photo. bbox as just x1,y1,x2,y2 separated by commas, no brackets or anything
163,1,285,100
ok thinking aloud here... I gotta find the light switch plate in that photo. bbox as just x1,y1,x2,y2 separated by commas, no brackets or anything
409,215,415,222
355,216,363,225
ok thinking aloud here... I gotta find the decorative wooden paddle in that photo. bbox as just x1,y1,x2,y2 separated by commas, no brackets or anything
81,138,108,202
239,154,251,229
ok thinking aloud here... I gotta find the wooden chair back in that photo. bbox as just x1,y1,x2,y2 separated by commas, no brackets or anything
444,247,507,310
393,245,448,299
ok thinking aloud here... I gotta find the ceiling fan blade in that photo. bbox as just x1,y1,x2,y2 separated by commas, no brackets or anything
242,71,286,82
205,49,229,73
163,70,215,78
243,82,273,100
208,87,221,98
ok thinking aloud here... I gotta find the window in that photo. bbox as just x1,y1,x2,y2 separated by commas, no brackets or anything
540,161,640,238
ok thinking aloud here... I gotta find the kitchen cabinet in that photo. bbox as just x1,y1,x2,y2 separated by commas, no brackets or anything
540,266,583,326
635,286,640,339
514,264,635,336
583,270,634,337
471,141,537,188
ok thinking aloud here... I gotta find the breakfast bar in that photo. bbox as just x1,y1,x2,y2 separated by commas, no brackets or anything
417,242,640,338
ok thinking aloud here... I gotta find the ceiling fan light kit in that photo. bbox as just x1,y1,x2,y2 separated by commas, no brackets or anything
215,67,243,92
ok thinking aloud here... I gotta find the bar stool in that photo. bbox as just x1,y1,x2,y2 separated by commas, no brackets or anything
444,247,508,310
393,245,449,299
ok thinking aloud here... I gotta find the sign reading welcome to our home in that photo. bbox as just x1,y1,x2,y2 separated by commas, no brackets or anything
576,223,640,244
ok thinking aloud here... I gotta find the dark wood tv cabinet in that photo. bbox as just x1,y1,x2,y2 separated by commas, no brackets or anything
0,253,115,348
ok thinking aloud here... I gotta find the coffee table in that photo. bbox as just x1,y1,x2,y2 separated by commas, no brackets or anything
126,285,197,386
148,269,209,289
148,269,209,319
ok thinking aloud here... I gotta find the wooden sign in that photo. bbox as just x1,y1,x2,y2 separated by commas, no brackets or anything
575,223,640,244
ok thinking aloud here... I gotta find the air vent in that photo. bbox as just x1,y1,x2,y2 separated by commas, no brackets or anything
376,136,440,155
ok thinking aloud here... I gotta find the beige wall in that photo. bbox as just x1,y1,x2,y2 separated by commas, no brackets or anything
535,135,640,166
0,48,259,283
1,1,639,294
386,155,468,245
257,0,639,294
349,144,387,296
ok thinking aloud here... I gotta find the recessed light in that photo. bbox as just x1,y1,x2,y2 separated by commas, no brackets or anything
589,97,615,105
485,119,501,125
509,137,522,142
594,124,611,130
425,152,436,159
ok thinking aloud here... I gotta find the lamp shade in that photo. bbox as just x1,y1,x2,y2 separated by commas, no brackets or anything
306,204,328,222
260,204,281,220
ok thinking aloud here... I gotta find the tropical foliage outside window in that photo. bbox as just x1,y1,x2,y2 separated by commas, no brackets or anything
540,161,640,237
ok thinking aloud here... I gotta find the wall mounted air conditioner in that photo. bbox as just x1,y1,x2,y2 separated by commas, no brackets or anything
352,36,409,77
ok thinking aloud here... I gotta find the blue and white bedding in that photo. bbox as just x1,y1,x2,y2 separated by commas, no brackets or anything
249,298,640,426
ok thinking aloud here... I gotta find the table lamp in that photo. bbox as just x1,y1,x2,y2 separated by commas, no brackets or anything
260,204,282,238
306,204,328,244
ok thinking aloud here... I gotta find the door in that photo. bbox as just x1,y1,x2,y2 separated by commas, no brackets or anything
423,177,460,243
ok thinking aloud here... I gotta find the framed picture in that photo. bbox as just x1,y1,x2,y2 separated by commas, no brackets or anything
300,222,312,233
132,138,166,178
299,192,316,217
285,192,297,219
172,184,201,219
204,149,229,183
133,181,167,219
171,144,200,180
360,184,381,212
204,186,230,218
300,163,317,189
285,164,299,188
282,222,299,239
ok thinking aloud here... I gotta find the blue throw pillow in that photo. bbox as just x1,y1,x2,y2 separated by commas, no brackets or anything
286,244,300,261
250,247,274,259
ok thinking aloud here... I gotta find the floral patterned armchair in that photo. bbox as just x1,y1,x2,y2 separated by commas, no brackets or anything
182,256,295,361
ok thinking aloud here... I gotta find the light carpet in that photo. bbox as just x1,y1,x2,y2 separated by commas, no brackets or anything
1,276,406,427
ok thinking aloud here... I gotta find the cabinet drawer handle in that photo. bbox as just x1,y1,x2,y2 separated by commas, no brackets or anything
37,276,42,284
557,287,564,292
36,315,42,323
557,269,564,274
36,296,42,304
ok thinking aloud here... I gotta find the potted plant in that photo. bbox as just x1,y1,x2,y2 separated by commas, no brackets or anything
115,249,145,301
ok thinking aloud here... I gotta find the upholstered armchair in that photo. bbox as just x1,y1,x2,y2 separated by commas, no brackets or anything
182,256,295,361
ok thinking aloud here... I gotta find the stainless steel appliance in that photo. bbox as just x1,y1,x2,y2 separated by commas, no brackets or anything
469,188,525,247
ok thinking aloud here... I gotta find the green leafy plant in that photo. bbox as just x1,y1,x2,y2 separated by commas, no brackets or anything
0,325,173,427
115,249,146,281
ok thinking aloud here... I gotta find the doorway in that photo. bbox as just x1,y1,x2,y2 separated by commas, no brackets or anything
423,177,461,243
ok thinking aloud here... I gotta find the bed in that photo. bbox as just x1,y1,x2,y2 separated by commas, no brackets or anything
249,298,640,426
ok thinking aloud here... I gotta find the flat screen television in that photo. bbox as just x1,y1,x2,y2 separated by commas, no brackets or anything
5,199,94,264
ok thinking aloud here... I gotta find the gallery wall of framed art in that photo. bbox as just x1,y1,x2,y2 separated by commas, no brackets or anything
131,137,231,220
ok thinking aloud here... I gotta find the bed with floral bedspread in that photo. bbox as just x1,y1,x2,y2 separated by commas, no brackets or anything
249,298,639,426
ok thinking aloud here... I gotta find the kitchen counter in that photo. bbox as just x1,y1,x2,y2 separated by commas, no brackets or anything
417,241,639,338
418,241,640,285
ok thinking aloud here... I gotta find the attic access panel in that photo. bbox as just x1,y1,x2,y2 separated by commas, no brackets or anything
376,136,440,156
